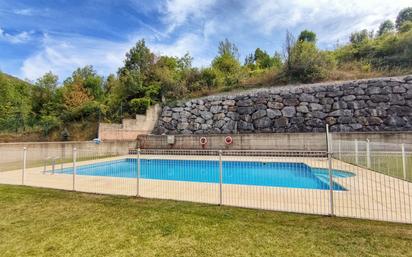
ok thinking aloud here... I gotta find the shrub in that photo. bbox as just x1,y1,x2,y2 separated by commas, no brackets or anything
285,41,336,83
129,97,151,114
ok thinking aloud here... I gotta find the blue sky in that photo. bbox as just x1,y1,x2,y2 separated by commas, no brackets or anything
0,0,410,82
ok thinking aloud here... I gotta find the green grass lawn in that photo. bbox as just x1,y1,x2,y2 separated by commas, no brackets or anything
339,153,412,182
0,185,411,257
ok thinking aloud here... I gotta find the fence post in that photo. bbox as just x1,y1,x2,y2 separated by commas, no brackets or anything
137,148,141,197
402,144,407,180
72,148,77,191
354,139,359,165
338,140,342,160
22,147,27,185
326,125,334,216
366,139,371,169
219,150,223,206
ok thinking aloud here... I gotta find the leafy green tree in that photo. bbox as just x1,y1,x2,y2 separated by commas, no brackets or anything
285,40,335,83
377,20,395,36
350,29,370,44
32,72,58,115
218,39,239,59
120,39,154,78
396,7,412,29
298,30,317,42
399,21,412,33
65,66,103,100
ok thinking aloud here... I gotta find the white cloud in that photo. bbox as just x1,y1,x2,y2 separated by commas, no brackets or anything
20,34,130,81
244,0,410,41
20,31,212,81
162,0,217,32
0,27,32,44
13,8,34,16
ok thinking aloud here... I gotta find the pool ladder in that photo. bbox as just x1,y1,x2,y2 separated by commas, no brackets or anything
43,156,59,174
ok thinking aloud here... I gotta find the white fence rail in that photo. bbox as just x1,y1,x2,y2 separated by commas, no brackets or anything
0,144,411,224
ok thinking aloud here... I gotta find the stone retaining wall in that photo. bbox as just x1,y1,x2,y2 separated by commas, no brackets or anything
154,75,412,134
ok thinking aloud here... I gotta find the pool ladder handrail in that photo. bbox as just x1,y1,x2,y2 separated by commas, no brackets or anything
43,156,58,174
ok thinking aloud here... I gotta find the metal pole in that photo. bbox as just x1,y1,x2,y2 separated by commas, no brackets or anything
22,147,27,185
72,148,77,191
137,148,141,197
355,139,359,165
219,150,223,206
338,140,342,160
326,124,334,216
366,139,371,169
402,144,407,180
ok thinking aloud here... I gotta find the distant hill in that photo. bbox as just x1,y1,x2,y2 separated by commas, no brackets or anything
0,71,31,87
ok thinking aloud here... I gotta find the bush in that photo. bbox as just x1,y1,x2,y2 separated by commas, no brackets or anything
285,41,336,83
129,97,151,114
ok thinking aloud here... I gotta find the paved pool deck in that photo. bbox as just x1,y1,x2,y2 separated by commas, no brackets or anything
0,154,411,224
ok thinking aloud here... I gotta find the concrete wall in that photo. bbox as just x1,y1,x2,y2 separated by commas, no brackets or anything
0,140,136,168
138,132,412,151
155,75,412,134
99,104,161,140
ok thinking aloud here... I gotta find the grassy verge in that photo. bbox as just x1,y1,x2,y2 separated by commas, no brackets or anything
339,154,412,182
0,185,411,257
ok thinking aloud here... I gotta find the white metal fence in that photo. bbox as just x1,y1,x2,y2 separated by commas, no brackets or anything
0,140,411,224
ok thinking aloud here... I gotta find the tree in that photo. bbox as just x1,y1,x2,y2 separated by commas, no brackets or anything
120,39,154,77
218,38,239,59
298,30,317,42
350,29,370,44
32,72,58,115
285,40,335,83
377,20,395,36
396,7,412,29
65,66,103,100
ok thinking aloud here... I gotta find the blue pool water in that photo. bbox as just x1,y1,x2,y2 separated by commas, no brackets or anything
61,159,354,190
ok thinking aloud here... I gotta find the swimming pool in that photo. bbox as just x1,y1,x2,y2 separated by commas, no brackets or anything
60,159,354,190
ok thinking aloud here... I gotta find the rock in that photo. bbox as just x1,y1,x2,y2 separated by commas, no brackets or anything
252,110,267,120
237,107,255,115
296,105,309,113
309,103,323,111
367,117,383,125
222,120,236,132
253,117,272,129
162,117,172,123
307,118,325,127
195,117,205,124
366,87,381,95
200,111,213,120
238,120,254,131
281,106,296,117
384,116,405,126
274,117,288,128
222,100,236,106
299,93,317,102
210,105,222,114
267,109,282,118
162,110,173,117
370,95,389,103
177,122,189,130
226,112,239,120
267,102,284,109
342,95,356,101
329,109,352,117
393,86,406,93
237,99,253,107
213,113,225,120
283,98,300,106
325,117,337,125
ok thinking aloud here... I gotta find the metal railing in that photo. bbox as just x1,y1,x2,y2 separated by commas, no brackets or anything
0,141,411,224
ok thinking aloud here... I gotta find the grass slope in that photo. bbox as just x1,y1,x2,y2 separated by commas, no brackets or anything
0,185,411,257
